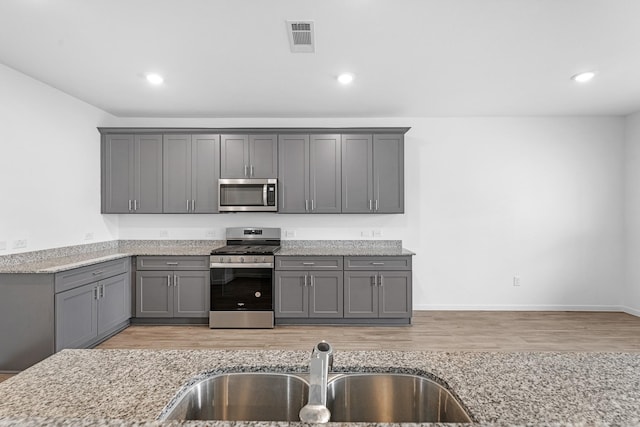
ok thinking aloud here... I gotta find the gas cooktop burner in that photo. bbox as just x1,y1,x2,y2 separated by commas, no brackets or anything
211,245,281,255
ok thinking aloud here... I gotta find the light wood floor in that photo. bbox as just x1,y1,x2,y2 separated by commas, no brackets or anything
1,311,638,384
97,311,640,352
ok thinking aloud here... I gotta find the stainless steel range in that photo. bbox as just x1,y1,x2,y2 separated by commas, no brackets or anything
209,227,281,328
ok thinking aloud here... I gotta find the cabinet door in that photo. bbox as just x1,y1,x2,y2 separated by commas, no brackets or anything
103,134,134,213
309,134,341,213
55,283,98,351
136,271,173,317
341,134,373,213
220,135,249,178
278,135,309,213
274,271,309,318
249,134,278,178
134,134,163,213
163,134,192,213
191,134,220,213
174,270,210,317
97,273,131,335
309,271,343,318
344,271,378,318
378,271,412,318
373,134,404,213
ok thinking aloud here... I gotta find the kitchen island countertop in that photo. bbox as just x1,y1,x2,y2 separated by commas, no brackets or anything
0,348,639,426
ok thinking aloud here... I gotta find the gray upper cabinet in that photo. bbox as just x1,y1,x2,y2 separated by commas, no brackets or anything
102,133,163,213
220,134,277,178
163,134,219,213
341,133,404,213
278,134,341,213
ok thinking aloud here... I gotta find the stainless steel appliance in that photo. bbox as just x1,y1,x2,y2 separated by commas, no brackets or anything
218,179,277,212
209,227,281,328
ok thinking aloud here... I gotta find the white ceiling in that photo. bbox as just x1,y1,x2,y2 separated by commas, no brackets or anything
1,0,639,118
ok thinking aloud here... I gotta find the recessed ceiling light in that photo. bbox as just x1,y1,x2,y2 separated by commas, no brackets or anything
337,73,354,85
571,71,596,83
145,73,164,85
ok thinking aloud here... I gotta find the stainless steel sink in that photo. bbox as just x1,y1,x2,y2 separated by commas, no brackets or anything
160,372,471,423
160,372,309,421
326,373,472,423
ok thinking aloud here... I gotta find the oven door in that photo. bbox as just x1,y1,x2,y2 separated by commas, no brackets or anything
209,264,274,328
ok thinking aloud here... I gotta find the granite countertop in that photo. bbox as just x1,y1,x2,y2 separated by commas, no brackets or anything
0,240,414,274
0,349,639,426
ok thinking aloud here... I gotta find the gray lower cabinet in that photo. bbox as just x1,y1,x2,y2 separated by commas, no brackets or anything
55,272,131,351
341,133,404,213
278,134,341,213
135,256,210,319
343,270,412,318
101,133,163,213
163,134,220,213
220,134,278,178
274,255,411,324
274,271,343,318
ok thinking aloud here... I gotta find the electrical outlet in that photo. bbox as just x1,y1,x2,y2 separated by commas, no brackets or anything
513,276,521,287
159,230,169,237
0,241,6,251
361,230,373,237
12,239,28,249
205,230,216,239
84,232,94,241
285,230,296,237
372,229,383,238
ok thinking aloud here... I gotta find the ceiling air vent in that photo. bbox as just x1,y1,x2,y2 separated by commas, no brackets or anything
286,20,315,53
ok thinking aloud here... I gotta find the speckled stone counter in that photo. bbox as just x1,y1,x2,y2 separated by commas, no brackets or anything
0,240,414,274
278,240,415,256
1,349,639,426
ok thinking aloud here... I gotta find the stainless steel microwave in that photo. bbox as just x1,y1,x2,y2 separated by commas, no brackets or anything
218,179,278,212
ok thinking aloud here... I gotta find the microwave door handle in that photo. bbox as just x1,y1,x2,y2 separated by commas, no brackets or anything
263,184,268,206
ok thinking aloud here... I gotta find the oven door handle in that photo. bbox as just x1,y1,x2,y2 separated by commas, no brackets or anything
210,263,274,268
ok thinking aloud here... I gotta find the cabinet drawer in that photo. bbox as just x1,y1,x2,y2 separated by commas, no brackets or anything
275,256,343,270
55,257,130,293
136,256,209,271
344,256,412,271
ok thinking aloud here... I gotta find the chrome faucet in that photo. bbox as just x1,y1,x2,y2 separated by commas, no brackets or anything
299,341,334,423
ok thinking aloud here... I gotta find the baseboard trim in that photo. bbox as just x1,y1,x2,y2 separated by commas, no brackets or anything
621,306,640,317
414,304,626,312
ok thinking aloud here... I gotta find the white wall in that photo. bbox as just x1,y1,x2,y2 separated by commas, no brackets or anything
115,116,626,311
0,63,119,254
624,112,640,316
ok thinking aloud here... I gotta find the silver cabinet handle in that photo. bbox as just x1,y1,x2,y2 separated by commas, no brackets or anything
302,262,315,265
304,275,308,287
166,262,179,265
250,165,254,177
174,274,178,287
94,286,99,300
99,284,105,298
371,275,376,286
305,200,309,212
244,165,248,177
128,200,132,211
134,199,138,211
92,270,104,275
369,200,373,211
310,275,314,286
186,200,190,212
375,199,379,211
167,275,172,286
379,275,384,286
191,199,195,212
372,262,385,265
311,200,315,211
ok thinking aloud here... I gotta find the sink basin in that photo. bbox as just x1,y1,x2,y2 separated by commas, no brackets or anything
326,373,472,423
160,372,471,423
160,372,309,421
